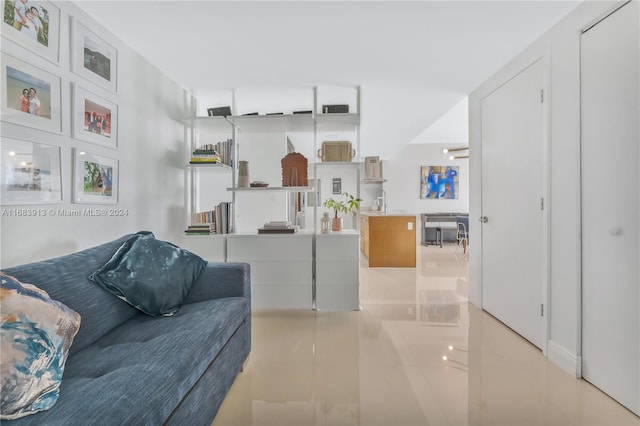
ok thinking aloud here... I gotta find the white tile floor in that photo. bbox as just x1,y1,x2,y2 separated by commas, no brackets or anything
212,244,640,426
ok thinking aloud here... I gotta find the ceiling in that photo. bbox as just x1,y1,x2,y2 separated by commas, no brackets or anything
75,0,581,157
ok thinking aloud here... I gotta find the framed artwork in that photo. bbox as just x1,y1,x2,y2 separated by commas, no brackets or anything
71,18,117,93
420,165,459,199
332,177,341,194
73,149,119,204
1,52,62,133
72,84,118,148
1,0,61,64
0,137,62,205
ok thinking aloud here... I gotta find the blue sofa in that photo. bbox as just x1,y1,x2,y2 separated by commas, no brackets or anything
2,234,251,425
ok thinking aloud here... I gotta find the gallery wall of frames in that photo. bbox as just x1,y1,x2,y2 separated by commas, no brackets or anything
1,0,188,268
1,0,120,206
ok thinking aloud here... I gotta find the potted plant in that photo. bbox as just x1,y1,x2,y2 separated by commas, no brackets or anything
323,192,362,231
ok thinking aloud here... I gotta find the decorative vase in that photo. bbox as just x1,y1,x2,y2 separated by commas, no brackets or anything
321,212,331,234
331,217,343,232
238,161,250,188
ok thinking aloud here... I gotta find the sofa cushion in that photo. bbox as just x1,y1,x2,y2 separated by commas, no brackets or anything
2,235,139,356
88,232,207,316
0,274,81,420
6,297,249,425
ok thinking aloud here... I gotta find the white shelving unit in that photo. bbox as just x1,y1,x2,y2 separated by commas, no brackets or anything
185,86,361,309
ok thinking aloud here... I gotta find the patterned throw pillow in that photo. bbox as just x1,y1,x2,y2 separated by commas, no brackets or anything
88,231,207,316
0,273,81,420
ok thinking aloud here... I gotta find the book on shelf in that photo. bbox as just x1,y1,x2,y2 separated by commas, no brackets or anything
188,201,231,235
262,221,292,229
257,221,299,234
185,222,216,235
258,227,298,234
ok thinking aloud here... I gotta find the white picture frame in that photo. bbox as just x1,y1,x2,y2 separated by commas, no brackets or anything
72,84,118,149
0,52,62,134
0,137,62,205
71,18,117,93
1,0,61,64
73,148,119,204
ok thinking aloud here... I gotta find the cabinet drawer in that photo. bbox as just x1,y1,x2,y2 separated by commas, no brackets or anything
252,286,312,309
248,261,312,286
227,235,312,261
316,261,359,284
316,234,359,261
179,236,226,262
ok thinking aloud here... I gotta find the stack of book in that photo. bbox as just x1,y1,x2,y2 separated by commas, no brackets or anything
185,223,216,235
258,221,300,234
188,202,232,234
190,145,221,164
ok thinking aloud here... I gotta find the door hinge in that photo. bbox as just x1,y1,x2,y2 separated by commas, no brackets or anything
540,304,544,317
541,197,544,210
540,89,544,103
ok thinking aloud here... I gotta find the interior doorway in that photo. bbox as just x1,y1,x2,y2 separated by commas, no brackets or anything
480,59,546,350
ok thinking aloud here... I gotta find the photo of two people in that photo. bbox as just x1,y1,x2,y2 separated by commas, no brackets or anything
5,65,51,119
3,0,50,48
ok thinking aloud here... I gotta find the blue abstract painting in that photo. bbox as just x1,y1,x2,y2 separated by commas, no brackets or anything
420,166,459,199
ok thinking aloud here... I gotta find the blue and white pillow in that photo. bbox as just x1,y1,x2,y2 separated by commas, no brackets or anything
0,273,81,420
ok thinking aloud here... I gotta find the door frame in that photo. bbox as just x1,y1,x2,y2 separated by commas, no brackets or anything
476,53,552,355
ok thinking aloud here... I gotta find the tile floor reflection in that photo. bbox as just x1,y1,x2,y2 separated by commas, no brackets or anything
212,245,640,426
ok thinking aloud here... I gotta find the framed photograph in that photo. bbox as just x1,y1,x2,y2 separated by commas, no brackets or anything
0,137,62,205
72,84,118,148
332,177,341,194
1,52,62,133
73,149,118,204
420,165,459,199
1,0,61,64
71,18,117,93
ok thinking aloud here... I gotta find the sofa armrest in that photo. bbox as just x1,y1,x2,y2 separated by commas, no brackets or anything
183,262,250,305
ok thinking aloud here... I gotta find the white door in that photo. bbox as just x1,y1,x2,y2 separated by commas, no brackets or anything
581,1,639,415
480,59,545,349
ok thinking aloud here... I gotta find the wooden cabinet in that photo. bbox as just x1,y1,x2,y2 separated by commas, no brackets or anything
361,216,369,258
363,215,416,267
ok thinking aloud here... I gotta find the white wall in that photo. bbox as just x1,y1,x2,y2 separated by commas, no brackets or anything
469,1,619,376
380,143,469,244
0,1,188,268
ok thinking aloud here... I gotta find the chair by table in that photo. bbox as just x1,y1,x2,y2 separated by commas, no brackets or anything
455,216,469,254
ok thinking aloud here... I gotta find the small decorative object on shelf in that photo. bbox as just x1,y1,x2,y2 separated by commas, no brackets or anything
238,161,250,188
207,106,231,117
364,156,383,180
281,152,308,187
320,212,331,234
250,181,269,188
318,141,356,162
322,104,349,114
323,192,362,232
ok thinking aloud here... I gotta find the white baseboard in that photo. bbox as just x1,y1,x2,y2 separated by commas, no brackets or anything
548,340,579,377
